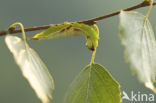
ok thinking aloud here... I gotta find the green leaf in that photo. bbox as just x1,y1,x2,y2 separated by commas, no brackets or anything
119,11,156,92
5,35,54,103
63,63,121,103
31,22,99,51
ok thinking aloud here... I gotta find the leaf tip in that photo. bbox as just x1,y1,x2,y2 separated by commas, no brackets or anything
145,82,156,94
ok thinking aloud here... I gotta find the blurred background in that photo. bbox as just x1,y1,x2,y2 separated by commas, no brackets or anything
0,0,156,103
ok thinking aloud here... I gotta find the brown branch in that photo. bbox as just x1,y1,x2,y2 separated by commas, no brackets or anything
79,1,156,24
0,1,156,36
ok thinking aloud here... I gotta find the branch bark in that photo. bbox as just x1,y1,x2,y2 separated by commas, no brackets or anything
0,1,156,36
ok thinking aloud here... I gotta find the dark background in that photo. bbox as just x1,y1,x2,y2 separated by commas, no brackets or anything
0,0,156,103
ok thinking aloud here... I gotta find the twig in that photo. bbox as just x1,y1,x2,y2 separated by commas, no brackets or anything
0,1,156,36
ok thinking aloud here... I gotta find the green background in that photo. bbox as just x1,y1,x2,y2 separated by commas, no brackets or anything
0,0,156,103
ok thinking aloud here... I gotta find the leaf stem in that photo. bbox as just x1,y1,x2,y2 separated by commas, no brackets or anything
144,0,153,19
0,1,156,36
9,23,26,40
90,50,96,65
9,22,28,48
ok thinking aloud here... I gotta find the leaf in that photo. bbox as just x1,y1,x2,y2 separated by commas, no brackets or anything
31,22,99,51
119,11,156,92
5,35,54,103
63,63,121,103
